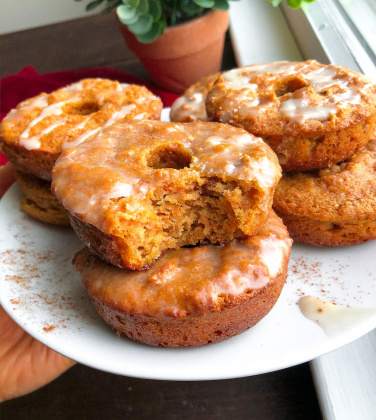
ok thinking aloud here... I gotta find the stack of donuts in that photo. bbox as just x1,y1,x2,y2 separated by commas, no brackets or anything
3,59,376,347
52,115,292,347
0,74,294,348
0,79,162,225
172,60,376,247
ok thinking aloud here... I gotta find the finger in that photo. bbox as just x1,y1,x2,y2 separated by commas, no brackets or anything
0,163,16,198
0,306,76,401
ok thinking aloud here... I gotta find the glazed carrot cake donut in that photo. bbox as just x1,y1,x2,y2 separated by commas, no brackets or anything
0,79,162,224
273,138,376,246
15,171,70,225
0,78,163,181
73,211,292,347
52,120,281,270
170,73,219,122
206,60,376,171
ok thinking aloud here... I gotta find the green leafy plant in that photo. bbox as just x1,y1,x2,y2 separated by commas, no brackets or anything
76,0,314,43
268,0,316,11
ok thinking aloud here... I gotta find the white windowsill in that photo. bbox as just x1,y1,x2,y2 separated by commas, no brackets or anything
229,2,376,419
228,0,302,66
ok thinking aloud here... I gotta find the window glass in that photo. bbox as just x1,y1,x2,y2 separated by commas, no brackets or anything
336,0,376,58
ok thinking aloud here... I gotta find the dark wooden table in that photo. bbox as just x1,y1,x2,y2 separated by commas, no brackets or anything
1,12,322,420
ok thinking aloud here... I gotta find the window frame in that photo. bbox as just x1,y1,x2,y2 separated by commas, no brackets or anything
281,0,376,80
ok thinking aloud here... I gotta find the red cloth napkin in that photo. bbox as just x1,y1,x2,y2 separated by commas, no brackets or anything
0,66,180,165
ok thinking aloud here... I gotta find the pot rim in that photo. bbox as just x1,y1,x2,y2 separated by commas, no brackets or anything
118,9,229,59
162,9,222,33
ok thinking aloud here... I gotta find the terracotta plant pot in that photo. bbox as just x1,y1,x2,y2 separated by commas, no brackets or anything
118,10,229,93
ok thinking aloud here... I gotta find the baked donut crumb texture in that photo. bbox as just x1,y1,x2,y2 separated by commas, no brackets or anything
74,211,292,347
274,138,376,246
15,171,70,225
53,120,281,270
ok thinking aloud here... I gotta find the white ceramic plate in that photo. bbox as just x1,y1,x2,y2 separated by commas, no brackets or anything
1,107,376,380
1,186,376,381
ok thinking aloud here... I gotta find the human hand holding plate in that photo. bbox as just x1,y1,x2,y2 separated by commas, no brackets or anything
0,163,76,402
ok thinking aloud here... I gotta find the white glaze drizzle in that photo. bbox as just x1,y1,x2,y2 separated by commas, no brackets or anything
280,99,338,122
259,235,291,277
20,95,49,111
64,80,85,92
19,101,66,138
298,296,376,338
77,224,292,318
116,82,130,92
19,118,68,150
191,132,278,189
133,113,146,120
218,61,372,124
2,108,18,122
4,78,156,150
62,128,101,150
280,67,363,123
304,66,338,89
53,121,281,228
17,95,78,149
3,95,49,127
8,80,152,150
170,93,207,122
74,116,91,130
222,61,296,90
102,104,136,128
170,73,220,123
61,104,138,150
180,233,292,309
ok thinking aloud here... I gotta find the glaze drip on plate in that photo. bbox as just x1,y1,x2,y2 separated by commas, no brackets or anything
298,296,376,338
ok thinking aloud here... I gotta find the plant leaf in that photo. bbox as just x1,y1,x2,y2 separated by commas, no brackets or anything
269,0,282,6
181,0,202,15
301,2,308,11
193,0,215,8
128,14,153,35
117,4,138,21
148,0,162,20
86,0,105,11
122,0,139,7
120,10,141,23
136,21,165,43
101,3,120,14
286,0,302,8
136,0,149,15
213,0,229,11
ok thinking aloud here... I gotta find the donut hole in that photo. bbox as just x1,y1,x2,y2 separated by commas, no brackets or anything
274,77,308,98
64,101,102,115
147,145,193,170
